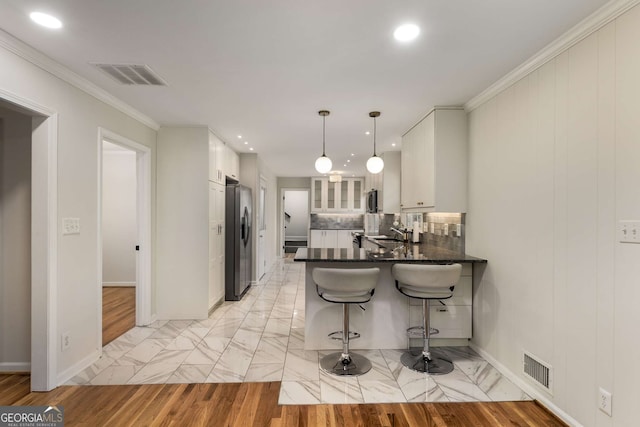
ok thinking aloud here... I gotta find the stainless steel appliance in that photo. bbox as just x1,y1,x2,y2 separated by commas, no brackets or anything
366,189,378,213
225,184,252,300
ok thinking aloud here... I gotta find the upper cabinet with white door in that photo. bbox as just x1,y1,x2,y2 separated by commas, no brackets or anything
224,144,239,181
311,177,364,213
401,107,467,212
208,131,225,184
209,130,240,183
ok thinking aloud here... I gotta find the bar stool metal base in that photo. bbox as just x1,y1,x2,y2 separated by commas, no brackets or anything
320,352,372,376
400,348,454,375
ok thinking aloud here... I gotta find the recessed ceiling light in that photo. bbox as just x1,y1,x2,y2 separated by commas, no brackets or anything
30,11,63,29
350,153,355,157
394,23,420,42
237,135,242,139
244,141,248,145
347,160,351,163
249,147,254,151
392,143,396,147
365,131,370,135
343,164,347,167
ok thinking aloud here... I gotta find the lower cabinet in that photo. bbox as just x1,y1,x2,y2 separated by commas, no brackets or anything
409,263,473,339
209,181,225,310
310,229,361,248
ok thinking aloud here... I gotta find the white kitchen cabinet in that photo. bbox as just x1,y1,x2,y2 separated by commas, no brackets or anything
337,229,360,248
310,229,361,248
208,181,225,309
310,229,337,248
310,177,364,212
208,131,225,184
401,108,467,212
224,144,239,181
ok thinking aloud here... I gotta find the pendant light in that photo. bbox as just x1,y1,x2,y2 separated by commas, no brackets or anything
366,111,384,174
315,110,332,174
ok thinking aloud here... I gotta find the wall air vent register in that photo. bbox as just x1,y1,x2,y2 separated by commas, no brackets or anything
523,350,553,393
91,63,167,86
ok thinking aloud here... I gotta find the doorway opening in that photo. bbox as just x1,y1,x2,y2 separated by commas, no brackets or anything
0,102,34,374
281,189,309,258
0,91,58,391
98,128,151,352
100,141,137,345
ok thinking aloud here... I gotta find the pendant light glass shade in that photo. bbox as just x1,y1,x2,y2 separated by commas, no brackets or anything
315,155,332,173
315,110,332,174
366,111,384,174
366,155,384,174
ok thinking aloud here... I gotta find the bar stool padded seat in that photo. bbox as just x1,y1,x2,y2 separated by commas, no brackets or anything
312,267,380,376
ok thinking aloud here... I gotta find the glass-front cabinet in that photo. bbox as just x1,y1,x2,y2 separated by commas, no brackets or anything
310,177,365,213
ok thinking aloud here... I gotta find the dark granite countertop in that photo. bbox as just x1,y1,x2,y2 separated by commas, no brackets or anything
309,227,364,231
293,245,487,263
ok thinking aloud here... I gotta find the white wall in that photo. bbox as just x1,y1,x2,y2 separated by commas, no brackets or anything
284,190,309,239
102,143,137,286
0,106,31,370
156,127,209,319
0,36,157,382
240,153,279,280
467,6,640,426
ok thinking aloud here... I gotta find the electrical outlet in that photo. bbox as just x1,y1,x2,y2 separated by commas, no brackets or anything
61,332,71,351
599,387,612,416
63,218,81,235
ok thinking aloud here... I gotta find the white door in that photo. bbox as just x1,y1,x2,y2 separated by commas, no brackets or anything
257,177,267,280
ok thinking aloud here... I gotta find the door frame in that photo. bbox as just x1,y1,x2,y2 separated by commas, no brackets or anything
0,89,58,391
97,128,152,341
257,176,267,279
280,188,310,258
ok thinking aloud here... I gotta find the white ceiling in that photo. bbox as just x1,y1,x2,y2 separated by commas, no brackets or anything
0,0,609,177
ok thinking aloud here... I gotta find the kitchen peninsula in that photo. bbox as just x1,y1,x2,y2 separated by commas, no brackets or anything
294,238,486,350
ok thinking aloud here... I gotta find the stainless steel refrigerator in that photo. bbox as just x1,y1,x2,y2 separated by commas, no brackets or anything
225,184,252,300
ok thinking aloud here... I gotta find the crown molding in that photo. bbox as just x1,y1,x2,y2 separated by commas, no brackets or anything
0,29,160,130
465,0,640,112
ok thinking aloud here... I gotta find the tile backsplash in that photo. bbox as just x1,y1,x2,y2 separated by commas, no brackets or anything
310,213,364,230
368,212,465,252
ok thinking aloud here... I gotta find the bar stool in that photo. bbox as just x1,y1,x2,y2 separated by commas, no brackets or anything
392,263,462,374
312,267,380,376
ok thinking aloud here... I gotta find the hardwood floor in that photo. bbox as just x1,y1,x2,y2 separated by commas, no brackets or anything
1,374,567,426
102,286,136,346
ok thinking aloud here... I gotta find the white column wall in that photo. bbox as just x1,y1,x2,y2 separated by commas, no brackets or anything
467,7,640,426
156,127,209,319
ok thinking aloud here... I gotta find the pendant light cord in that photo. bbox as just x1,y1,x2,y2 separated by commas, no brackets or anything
373,116,377,156
322,114,326,156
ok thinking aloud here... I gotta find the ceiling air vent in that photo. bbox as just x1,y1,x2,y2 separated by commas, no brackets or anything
91,63,167,86
523,350,553,393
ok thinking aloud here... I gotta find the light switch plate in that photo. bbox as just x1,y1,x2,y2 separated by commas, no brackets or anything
63,218,80,235
618,220,640,243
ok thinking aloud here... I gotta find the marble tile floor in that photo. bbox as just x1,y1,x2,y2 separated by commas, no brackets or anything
68,259,531,405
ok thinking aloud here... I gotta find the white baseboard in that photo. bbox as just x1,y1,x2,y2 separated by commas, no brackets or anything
56,349,101,386
469,343,582,427
102,282,136,287
0,362,31,372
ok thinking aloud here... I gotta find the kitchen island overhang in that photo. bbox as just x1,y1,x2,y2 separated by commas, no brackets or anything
294,247,487,350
